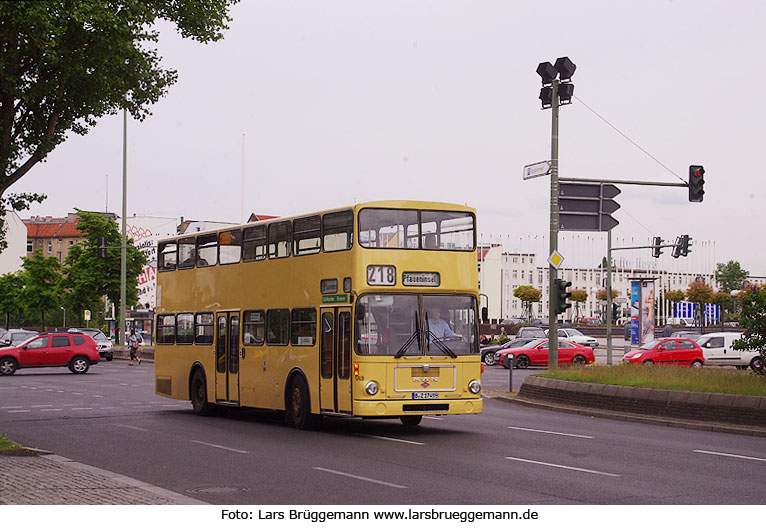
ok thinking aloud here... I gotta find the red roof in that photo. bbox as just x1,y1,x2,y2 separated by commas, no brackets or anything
24,217,82,239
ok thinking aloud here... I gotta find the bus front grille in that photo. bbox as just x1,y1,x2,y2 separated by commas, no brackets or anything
402,404,449,413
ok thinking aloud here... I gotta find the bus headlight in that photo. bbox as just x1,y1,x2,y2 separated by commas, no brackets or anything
365,381,379,396
468,380,481,394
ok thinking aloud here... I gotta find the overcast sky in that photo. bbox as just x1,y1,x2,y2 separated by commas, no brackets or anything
12,0,766,276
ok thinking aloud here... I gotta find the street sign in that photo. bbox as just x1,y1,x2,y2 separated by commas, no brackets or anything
547,250,564,270
558,182,621,232
523,160,552,180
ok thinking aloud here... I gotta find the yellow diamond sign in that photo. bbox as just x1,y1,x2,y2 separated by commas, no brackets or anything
547,250,564,270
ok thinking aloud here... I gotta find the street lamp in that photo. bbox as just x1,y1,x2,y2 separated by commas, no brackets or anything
61,306,66,327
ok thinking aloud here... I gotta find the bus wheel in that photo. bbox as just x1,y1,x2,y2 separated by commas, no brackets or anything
400,415,422,426
191,370,215,416
290,376,317,430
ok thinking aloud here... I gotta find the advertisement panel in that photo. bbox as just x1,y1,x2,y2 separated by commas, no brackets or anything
640,281,655,346
630,282,640,345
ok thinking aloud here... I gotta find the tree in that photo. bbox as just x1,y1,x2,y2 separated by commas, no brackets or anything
686,281,714,328
570,289,587,320
664,290,686,304
0,271,25,328
514,286,541,321
596,289,619,301
712,291,732,321
715,260,749,294
21,251,63,328
0,1,238,247
63,211,146,326
733,285,766,374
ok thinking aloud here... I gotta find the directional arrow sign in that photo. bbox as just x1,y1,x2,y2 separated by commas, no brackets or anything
558,182,621,232
523,160,552,180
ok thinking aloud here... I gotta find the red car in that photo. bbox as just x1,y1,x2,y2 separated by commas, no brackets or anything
622,338,704,367
498,338,595,369
0,333,100,376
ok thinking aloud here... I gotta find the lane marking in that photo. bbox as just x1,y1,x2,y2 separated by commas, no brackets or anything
423,416,444,421
8,410,31,413
505,456,621,477
357,434,424,446
72,408,94,411
1,406,23,409
694,450,766,463
190,440,249,454
313,467,407,489
507,426,594,439
31,404,53,408
40,408,63,412
117,425,149,432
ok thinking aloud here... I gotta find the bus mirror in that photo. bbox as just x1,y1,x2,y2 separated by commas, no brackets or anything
356,305,366,320
481,306,488,324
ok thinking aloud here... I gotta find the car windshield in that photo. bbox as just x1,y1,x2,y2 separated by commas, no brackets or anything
18,335,40,347
522,339,546,349
640,339,661,350
355,293,478,356
569,329,583,336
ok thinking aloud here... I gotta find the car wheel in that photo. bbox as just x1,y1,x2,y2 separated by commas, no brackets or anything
400,415,422,426
515,355,530,369
0,357,17,376
750,356,765,372
69,356,90,374
643,359,655,365
572,354,587,366
190,369,216,416
690,360,703,368
483,352,495,366
289,375,318,430
106,353,113,362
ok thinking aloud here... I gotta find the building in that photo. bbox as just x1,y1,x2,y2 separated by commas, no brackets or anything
24,213,85,263
0,210,28,275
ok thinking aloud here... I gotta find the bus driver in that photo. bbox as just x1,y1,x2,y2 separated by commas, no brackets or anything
427,306,458,339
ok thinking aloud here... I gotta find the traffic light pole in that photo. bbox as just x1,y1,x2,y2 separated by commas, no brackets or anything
606,230,613,364
548,79,559,367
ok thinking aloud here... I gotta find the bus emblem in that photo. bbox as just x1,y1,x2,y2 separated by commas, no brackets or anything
421,381,430,388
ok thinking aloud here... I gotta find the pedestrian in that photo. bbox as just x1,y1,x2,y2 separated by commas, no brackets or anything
128,328,143,366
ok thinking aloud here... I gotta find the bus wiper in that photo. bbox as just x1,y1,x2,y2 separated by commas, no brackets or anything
424,317,457,358
394,311,421,358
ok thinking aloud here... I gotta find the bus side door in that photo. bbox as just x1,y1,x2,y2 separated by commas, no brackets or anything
319,308,352,413
215,311,240,404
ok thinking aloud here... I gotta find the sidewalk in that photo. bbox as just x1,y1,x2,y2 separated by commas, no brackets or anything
0,450,205,505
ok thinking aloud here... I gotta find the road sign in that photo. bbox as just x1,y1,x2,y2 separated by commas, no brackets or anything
523,160,551,180
558,182,621,232
547,250,564,269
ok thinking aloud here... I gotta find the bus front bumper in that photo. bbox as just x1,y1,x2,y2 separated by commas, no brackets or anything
351,397,482,417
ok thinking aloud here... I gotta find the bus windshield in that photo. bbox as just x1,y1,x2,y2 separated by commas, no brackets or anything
355,293,477,356
358,208,475,250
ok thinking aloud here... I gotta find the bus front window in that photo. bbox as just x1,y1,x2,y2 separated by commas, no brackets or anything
355,294,421,356
422,295,478,356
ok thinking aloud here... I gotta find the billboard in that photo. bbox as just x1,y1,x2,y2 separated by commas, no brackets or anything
125,216,179,310
631,280,656,346
630,282,640,345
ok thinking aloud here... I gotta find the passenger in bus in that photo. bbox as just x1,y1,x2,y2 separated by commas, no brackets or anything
426,306,458,339
424,234,438,249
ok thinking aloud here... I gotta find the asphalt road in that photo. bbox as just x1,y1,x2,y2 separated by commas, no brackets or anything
1,360,764,505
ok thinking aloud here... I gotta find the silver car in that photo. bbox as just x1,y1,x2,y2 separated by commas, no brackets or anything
69,328,114,361
548,328,599,348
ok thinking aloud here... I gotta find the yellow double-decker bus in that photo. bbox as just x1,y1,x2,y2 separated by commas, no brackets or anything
154,200,482,429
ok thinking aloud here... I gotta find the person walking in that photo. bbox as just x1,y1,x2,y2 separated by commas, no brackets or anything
128,328,143,366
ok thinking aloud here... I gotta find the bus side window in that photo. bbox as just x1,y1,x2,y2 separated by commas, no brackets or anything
266,309,290,345
293,216,320,256
219,229,242,265
178,237,196,269
157,314,176,344
268,221,291,259
243,225,266,262
195,312,214,344
322,210,353,252
158,241,177,271
243,310,265,345
196,233,217,267
291,308,316,346
176,313,194,344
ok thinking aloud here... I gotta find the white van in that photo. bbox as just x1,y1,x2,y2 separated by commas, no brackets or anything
696,332,762,370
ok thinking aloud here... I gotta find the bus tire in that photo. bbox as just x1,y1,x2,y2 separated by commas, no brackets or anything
400,415,422,426
289,375,318,430
190,369,216,416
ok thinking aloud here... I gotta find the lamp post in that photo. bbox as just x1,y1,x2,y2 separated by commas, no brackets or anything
61,306,66,327
536,57,576,367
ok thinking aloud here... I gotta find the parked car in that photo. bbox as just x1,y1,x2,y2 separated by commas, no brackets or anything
530,318,549,327
671,331,701,340
0,333,100,376
492,338,538,367
696,332,763,371
68,328,114,361
576,317,601,326
622,338,704,367
545,328,599,348
515,326,547,339
667,317,696,327
500,317,526,326
501,338,595,369
0,329,39,348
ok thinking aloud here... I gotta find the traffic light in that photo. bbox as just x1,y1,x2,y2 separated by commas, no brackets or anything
689,165,705,202
97,236,107,259
671,236,681,258
680,234,692,257
539,86,553,109
652,236,663,258
554,278,572,315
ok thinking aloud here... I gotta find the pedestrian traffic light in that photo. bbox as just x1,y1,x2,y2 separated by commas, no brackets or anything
680,234,692,257
539,86,553,109
689,165,705,202
97,236,107,259
554,278,572,315
652,236,663,258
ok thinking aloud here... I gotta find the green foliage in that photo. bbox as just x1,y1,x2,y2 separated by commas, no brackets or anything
63,211,147,324
596,288,619,301
0,193,46,252
686,281,714,304
0,271,25,326
513,285,541,303
733,285,766,374
664,289,686,304
569,289,588,303
21,251,62,327
715,260,749,294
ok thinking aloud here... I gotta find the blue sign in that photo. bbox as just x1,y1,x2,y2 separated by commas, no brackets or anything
630,282,640,345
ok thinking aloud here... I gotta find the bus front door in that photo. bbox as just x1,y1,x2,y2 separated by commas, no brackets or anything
319,308,352,413
215,312,240,404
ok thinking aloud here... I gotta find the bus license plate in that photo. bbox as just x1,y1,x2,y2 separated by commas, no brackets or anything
412,392,438,399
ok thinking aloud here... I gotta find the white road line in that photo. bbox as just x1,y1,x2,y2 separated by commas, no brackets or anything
357,434,424,446
71,408,94,411
117,425,149,432
72,392,83,395
694,450,766,463
1,406,23,409
505,456,621,477
31,404,53,408
313,467,407,489
40,408,63,412
8,410,31,413
507,426,594,439
190,440,249,454
423,416,444,420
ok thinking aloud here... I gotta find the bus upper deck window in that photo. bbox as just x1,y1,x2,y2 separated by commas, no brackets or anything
323,210,353,252
178,237,196,269
158,241,177,271
243,225,266,261
196,233,218,267
359,209,418,249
